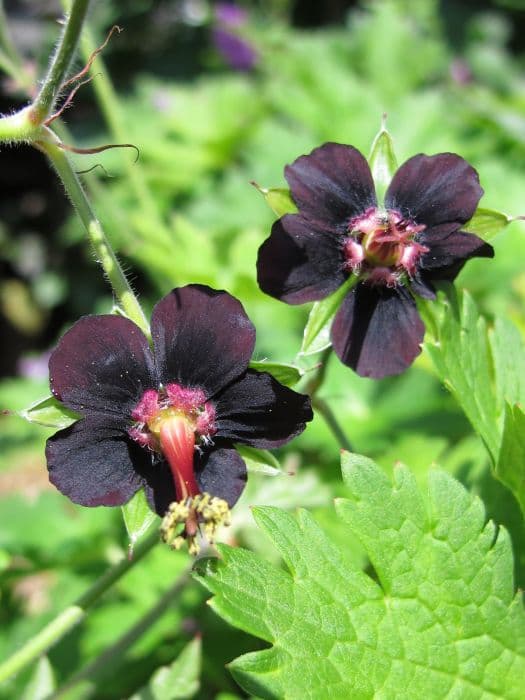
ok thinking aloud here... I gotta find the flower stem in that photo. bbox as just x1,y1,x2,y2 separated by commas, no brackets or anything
0,529,159,683
312,396,353,452
31,0,91,124
37,129,149,336
306,348,353,452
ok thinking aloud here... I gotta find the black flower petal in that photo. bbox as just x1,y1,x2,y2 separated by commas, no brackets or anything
385,153,483,229
331,284,425,378
195,447,247,508
46,417,146,507
214,369,313,447
257,214,347,303
143,447,247,516
420,229,494,273
286,142,377,226
49,315,157,419
151,284,255,398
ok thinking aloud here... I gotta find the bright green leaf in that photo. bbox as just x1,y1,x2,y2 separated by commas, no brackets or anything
299,276,357,356
422,287,500,461
249,360,303,387
21,656,55,700
251,182,297,217
196,453,525,699
463,207,517,241
497,404,525,518
18,395,80,429
122,489,158,555
132,637,201,700
490,317,525,409
367,119,398,203
235,445,282,477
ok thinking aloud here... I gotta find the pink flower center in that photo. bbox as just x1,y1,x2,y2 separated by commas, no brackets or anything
128,384,216,501
343,207,428,287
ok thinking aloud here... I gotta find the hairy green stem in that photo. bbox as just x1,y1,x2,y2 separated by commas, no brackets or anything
31,0,91,123
38,129,149,335
0,529,159,683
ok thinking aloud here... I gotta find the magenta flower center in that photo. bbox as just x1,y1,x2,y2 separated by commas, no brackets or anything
343,207,428,286
128,384,216,501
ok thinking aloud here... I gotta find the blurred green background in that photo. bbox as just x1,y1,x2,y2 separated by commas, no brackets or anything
1,0,525,697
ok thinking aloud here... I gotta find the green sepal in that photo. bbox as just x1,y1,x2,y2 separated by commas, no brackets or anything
236,445,282,477
251,182,297,217
18,395,80,429
299,276,357,356
122,489,158,555
463,207,520,241
368,117,398,203
249,360,303,387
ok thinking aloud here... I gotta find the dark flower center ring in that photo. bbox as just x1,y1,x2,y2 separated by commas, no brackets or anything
343,207,429,286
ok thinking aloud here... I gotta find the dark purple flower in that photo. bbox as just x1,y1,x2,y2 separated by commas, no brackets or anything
215,3,248,27
211,2,258,72
212,28,258,72
46,285,312,552
257,143,494,379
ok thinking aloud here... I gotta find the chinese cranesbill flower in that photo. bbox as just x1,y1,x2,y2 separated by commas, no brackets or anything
46,285,312,553
257,143,494,378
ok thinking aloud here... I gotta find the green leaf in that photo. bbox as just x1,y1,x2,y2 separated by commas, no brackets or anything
248,360,303,387
422,287,500,461
131,636,201,700
18,395,80,429
21,656,55,700
490,317,525,409
463,207,517,241
497,404,525,518
367,119,398,203
235,445,282,477
299,276,357,356
251,182,297,217
195,453,525,699
122,489,158,554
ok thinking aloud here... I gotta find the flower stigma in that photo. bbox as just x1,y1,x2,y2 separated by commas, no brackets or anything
343,207,428,286
129,383,229,554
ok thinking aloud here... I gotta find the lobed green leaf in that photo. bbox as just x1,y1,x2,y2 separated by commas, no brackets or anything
195,453,525,699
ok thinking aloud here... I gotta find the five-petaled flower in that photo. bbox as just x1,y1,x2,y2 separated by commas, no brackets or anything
257,143,494,378
46,285,312,553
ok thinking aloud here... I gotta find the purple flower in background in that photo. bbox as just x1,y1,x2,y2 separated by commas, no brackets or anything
212,2,258,71
257,143,494,379
46,285,311,552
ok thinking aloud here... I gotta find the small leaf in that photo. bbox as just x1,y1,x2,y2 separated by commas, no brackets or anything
299,276,357,356
497,403,525,518
236,445,282,476
131,637,201,700
249,360,303,387
18,395,80,429
463,207,516,241
368,117,398,203
21,656,55,700
251,182,297,217
122,489,157,555
196,453,525,700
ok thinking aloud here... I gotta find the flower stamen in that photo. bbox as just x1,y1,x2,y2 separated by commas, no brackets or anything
160,492,231,555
